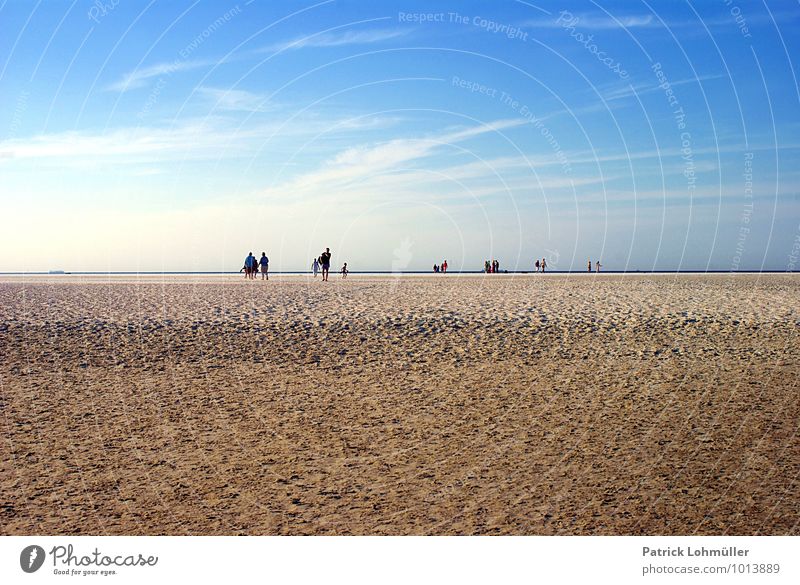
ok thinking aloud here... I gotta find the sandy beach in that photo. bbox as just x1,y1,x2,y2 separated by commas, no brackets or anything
1,274,797,535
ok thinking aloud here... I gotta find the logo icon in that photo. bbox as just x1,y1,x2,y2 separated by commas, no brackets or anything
20,545,45,573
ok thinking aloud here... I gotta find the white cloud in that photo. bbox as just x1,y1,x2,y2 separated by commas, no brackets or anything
0,115,400,165
106,59,213,92
263,119,526,198
599,74,726,102
263,28,408,53
523,13,656,29
197,86,273,112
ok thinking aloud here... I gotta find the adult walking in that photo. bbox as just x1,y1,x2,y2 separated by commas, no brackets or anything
259,252,269,280
541,257,547,273
320,247,332,282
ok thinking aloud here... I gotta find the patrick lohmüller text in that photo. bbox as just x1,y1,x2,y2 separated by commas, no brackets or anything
643,546,749,558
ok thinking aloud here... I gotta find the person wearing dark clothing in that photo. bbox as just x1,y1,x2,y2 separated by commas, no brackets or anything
320,248,332,282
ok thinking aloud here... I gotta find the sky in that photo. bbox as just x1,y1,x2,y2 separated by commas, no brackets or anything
1,0,799,272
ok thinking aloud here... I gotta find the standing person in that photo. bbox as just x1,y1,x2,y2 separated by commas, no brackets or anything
320,248,332,282
244,252,256,279
259,252,269,280
484,260,490,273
596,260,602,273
588,259,592,272
312,257,320,277
541,257,547,273
495,259,500,273
341,262,348,278
535,259,540,272
442,260,448,274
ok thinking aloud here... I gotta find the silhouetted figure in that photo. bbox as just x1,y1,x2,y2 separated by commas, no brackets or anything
244,252,257,279
320,248,332,282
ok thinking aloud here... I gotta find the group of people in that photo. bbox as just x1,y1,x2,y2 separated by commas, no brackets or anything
242,252,269,279
244,250,601,277
484,259,501,273
310,248,348,281
242,247,347,282
433,260,448,273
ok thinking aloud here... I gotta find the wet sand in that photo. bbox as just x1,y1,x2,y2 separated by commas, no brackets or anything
1,274,797,535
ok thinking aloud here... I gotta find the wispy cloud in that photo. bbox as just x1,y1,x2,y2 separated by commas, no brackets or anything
0,115,400,164
262,27,408,53
106,59,214,92
523,13,656,29
108,25,408,93
261,119,527,201
197,86,273,113
599,74,727,102
525,10,800,32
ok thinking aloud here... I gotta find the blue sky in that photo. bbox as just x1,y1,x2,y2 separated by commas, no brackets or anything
1,0,799,271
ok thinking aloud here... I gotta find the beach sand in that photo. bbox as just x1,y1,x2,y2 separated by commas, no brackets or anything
1,274,797,535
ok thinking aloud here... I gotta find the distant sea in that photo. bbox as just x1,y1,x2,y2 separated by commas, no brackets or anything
1,270,796,276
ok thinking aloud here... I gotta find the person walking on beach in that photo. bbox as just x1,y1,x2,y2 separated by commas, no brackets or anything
595,260,602,273
244,252,257,280
341,262,348,278
259,252,269,280
484,260,490,273
588,259,592,272
541,257,547,273
320,248,332,282
535,259,540,272
442,260,448,274
312,257,320,277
